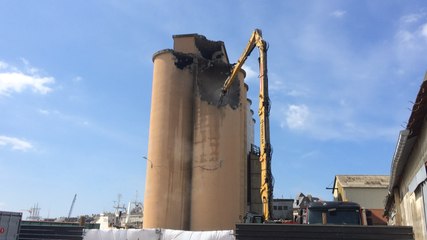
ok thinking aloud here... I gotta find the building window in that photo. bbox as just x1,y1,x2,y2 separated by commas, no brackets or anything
283,206,288,210
278,206,283,210
273,206,277,210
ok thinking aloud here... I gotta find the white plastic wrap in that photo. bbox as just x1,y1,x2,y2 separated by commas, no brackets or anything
83,229,235,240
84,229,160,240
162,229,234,240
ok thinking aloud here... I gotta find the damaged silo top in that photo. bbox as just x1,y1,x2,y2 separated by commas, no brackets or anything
172,33,229,63
151,33,242,109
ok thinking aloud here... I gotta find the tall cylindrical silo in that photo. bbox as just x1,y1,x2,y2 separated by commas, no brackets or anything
144,33,251,231
143,50,193,230
190,63,247,230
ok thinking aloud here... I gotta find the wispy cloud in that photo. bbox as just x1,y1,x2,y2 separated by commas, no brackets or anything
401,11,426,24
72,76,83,83
242,65,257,82
0,135,33,151
0,60,55,96
421,23,427,39
284,104,309,130
393,11,427,71
37,109,90,127
278,103,398,141
271,8,427,142
37,109,50,115
331,10,346,18
287,90,301,97
0,61,9,70
396,11,427,47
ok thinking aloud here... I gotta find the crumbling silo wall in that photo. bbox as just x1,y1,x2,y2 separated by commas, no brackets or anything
143,50,193,230
190,66,247,230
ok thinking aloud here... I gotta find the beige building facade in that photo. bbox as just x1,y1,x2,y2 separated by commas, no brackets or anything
332,175,389,225
332,175,389,209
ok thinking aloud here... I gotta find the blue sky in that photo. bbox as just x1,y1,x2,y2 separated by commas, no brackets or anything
1,1,427,219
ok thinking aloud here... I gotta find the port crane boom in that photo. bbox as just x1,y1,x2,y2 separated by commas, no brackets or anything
68,194,77,219
220,29,273,221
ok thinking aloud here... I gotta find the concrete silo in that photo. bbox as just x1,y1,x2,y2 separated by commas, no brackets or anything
144,33,250,231
143,49,194,230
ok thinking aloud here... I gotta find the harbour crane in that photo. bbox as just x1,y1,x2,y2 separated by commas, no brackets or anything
68,194,77,220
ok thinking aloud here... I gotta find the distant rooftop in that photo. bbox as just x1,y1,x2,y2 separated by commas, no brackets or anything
335,175,389,188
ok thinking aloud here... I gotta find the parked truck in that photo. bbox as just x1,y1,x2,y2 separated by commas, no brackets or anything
299,201,362,225
0,211,22,240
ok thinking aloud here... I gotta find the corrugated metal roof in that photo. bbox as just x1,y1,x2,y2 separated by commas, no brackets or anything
406,74,427,138
336,175,390,188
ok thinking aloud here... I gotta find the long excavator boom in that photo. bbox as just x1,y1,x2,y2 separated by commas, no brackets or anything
220,29,273,221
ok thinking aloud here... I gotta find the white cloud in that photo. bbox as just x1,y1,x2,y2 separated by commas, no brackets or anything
270,79,285,92
242,65,257,82
0,60,55,96
287,90,299,96
421,23,427,39
0,135,33,151
272,8,427,142
37,108,90,127
72,76,83,83
393,14,427,71
331,10,346,18
38,109,50,115
285,104,309,130
278,102,399,141
21,58,39,75
0,72,54,96
396,11,427,46
0,61,9,70
401,10,426,24
396,30,415,44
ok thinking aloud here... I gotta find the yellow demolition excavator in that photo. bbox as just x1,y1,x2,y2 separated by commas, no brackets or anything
219,29,274,222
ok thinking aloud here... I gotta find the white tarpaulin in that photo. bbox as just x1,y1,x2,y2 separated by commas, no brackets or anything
83,229,235,240
162,229,234,240
84,229,159,240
